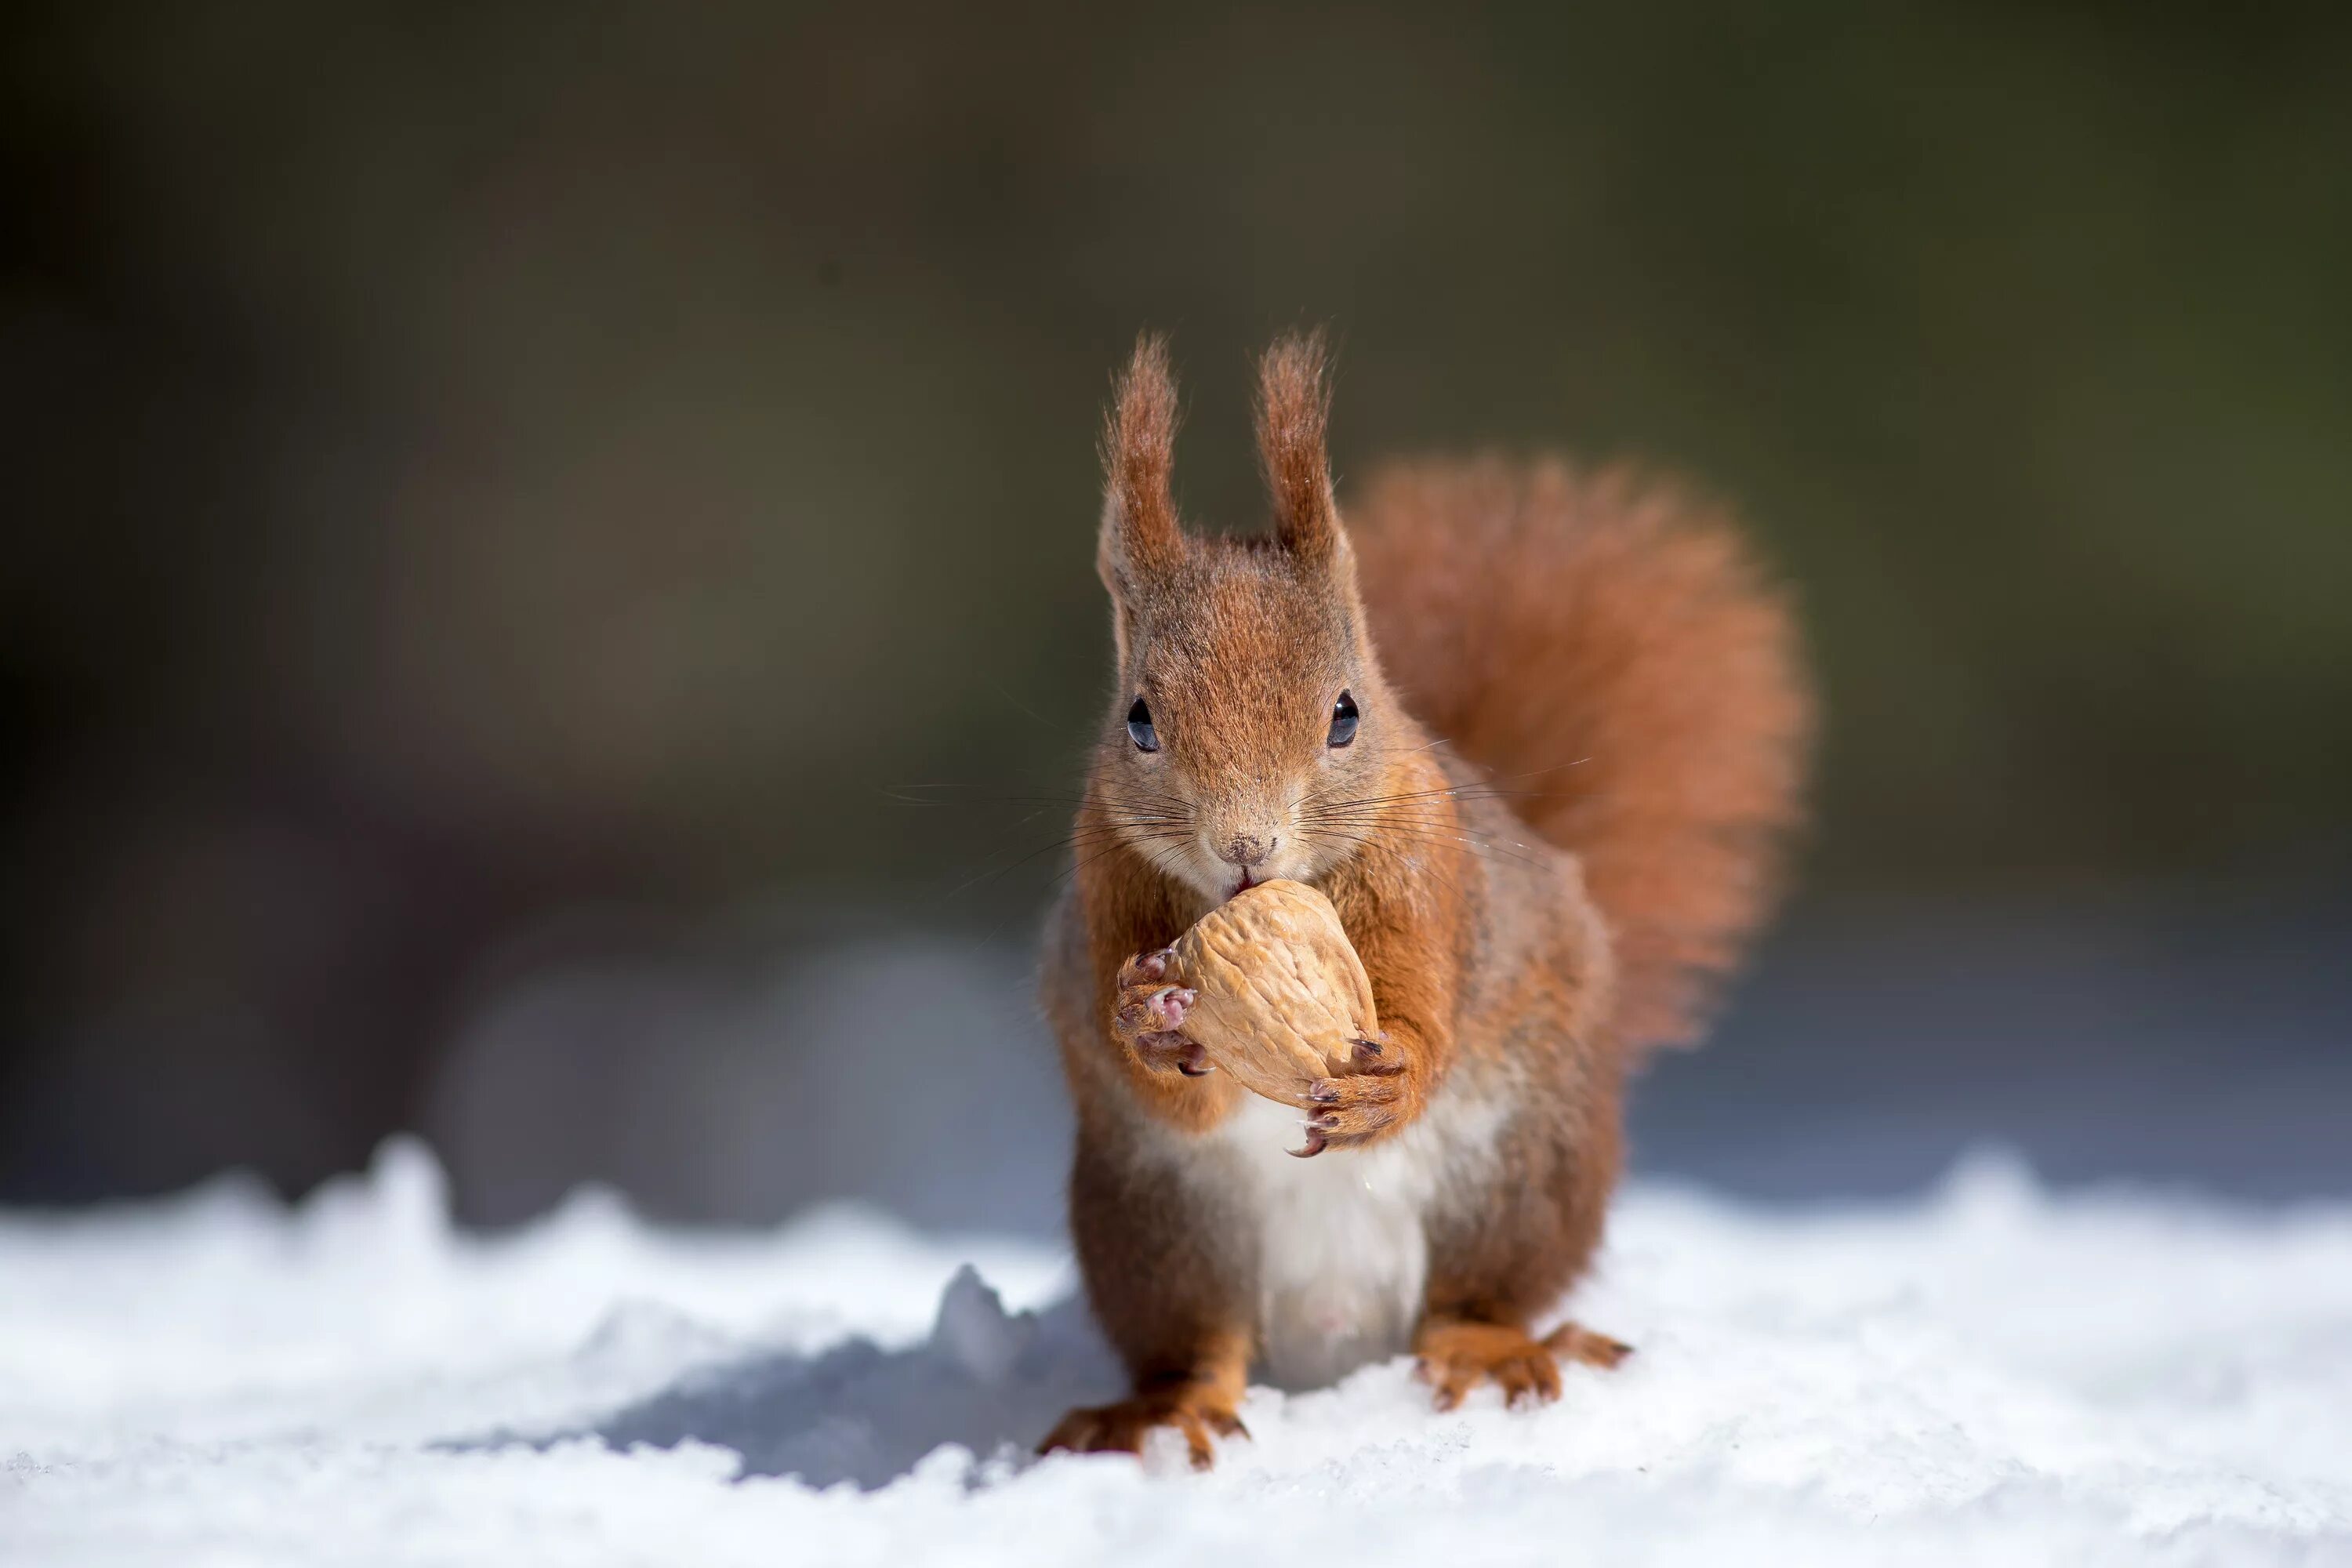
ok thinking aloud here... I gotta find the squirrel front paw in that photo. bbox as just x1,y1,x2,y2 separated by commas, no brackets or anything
1113,948,1214,1076
1294,1033,1410,1156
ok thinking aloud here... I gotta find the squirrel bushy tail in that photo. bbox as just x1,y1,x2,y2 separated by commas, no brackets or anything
1349,456,1814,1056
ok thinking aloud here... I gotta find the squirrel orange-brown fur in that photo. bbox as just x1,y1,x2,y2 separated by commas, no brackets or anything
1038,333,1813,1465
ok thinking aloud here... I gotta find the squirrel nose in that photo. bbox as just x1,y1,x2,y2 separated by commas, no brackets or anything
1221,833,1275,868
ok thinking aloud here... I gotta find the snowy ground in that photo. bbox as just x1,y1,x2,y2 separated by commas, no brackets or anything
4,1140,2348,1566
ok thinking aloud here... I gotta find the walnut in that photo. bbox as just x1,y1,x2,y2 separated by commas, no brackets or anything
1166,880,1380,1108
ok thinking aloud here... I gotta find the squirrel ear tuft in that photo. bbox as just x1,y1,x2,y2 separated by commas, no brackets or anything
1098,332,1185,596
1256,328,1346,564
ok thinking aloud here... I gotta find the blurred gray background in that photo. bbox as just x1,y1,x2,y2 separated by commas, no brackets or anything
5,2,2347,1229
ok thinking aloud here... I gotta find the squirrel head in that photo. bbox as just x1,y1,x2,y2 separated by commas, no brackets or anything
1091,331,1403,904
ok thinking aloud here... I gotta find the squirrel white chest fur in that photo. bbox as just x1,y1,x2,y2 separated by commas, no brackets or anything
1194,1080,1512,1389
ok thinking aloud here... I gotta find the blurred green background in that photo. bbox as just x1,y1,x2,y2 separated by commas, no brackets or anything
5,2,2348,1217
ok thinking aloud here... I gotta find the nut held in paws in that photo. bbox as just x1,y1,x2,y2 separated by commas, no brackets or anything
1164,880,1380,1109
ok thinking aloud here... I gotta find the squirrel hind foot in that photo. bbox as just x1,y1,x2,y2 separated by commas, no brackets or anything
1038,1387,1250,1470
1414,1317,1633,1411
1544,1320,1635,1370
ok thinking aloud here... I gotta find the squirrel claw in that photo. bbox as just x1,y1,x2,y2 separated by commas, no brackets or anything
1290,1127,1330,1158
1137,1032,1213,1075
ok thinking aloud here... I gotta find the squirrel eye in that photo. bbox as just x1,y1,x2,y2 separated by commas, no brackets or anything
1126,695,1160,753
1327,690,1359,748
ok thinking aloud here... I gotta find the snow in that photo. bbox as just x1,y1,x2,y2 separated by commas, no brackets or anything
5,1140,2349,1566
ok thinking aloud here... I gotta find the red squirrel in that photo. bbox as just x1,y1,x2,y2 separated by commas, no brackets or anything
1038,333,1812,1465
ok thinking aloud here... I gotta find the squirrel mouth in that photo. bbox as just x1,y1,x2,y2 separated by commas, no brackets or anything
1232,869,1261,897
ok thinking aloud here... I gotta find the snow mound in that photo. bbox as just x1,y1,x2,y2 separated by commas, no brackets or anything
4,1139,2349,1566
